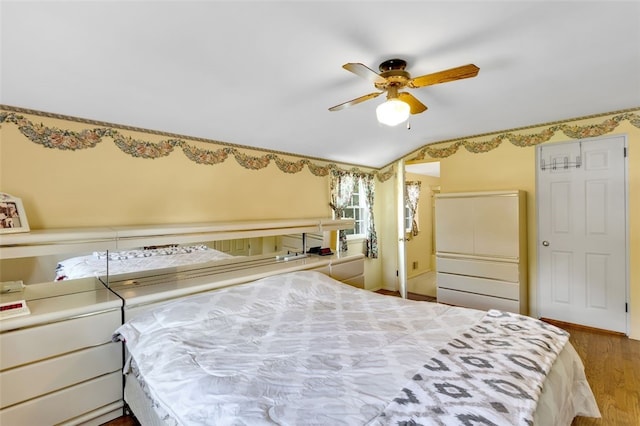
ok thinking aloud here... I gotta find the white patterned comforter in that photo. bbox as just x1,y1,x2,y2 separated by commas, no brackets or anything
376,310,570,425
55,245,234,280
113,270,600,426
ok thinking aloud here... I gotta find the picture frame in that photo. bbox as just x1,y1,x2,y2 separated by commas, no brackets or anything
0,193,30,234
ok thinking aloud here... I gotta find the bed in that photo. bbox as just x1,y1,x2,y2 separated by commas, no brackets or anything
55,244,235,281
112,270,600,425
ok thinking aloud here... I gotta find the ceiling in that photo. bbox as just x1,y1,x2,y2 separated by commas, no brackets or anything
2,1,639,169
406,161,440,177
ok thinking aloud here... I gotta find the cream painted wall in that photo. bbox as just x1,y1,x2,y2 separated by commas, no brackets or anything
402,112,640,339
437,140,538,312
373,169,398,291
0,110,393,289
2,109,638,338
0,113,336,228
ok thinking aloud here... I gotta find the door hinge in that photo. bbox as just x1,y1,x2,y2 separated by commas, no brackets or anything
626,303,628,313
624,147,627,157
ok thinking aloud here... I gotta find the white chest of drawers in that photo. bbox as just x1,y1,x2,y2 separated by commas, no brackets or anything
0,279,124,426
435,191,528,314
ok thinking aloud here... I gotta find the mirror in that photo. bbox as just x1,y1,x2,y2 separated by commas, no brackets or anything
0,232,327,289
0,250,106,285
0,248,110,302
105,231,329,291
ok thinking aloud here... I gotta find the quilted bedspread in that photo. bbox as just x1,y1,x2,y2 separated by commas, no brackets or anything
113,270,599,426
55,245,234,280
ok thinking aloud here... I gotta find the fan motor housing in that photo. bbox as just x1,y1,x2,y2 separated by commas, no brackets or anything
379,59,407,72
375,59,411,90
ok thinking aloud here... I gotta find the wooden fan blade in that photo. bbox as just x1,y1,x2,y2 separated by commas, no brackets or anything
343,63,387,85
408,64,480,88
398,92,427,114
328,92,384,111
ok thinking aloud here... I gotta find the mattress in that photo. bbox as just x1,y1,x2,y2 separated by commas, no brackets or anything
55,244,234,280
113,270,600,425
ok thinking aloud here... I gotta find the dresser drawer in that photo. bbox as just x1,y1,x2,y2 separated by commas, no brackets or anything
310,265,331,275
1,342,122,408
437,288,520,314
0,309,120,371
437,272,519,300
342,275,365,289
436,256,519,282
330,258,364,281
0,371,122,426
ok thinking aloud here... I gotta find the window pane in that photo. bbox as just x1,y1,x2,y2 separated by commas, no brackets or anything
340,178,369,237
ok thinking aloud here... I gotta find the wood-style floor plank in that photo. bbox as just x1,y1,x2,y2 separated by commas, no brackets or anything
565,323,640,426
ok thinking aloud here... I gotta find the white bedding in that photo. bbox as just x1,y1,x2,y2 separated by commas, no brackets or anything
55,245,234,280
113,270,600,425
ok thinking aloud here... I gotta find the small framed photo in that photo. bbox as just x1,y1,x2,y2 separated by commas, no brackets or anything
0,193,30,234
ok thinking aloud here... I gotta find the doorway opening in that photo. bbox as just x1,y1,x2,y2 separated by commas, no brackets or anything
404,161,440,298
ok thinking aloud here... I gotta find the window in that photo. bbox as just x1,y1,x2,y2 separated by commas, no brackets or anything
405,203,417,234
341,179,367,238
405,181,422,237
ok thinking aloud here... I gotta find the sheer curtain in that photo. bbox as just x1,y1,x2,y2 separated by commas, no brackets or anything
405,180,422,237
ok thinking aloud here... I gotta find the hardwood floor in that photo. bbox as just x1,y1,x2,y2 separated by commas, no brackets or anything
563,322,640,425
103,294,640,425
378,292,640,425
102,416,139,426
376,288,437,302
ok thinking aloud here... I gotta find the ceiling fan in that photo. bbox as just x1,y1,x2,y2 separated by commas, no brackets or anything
329,59,479,126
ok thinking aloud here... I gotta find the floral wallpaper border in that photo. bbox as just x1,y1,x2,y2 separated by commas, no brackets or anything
407,110,640,162
0,108,388,182
1,107,639,184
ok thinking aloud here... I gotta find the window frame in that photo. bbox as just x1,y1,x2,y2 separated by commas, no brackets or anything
340,179,368,240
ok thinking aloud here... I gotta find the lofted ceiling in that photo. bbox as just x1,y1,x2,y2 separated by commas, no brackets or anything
1,1,639,169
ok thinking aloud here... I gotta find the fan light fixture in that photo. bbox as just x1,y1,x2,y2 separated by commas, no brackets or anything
329,58,480,126
376,98,410,126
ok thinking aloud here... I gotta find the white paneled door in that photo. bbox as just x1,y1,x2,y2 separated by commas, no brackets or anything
537,136,627,333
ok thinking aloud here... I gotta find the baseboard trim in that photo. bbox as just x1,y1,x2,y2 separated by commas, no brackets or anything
540,317,626,337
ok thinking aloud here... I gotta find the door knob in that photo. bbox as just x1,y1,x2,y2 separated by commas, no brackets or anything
542,241,550,247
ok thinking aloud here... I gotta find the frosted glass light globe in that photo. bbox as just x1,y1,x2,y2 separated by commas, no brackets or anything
376,99,411,126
